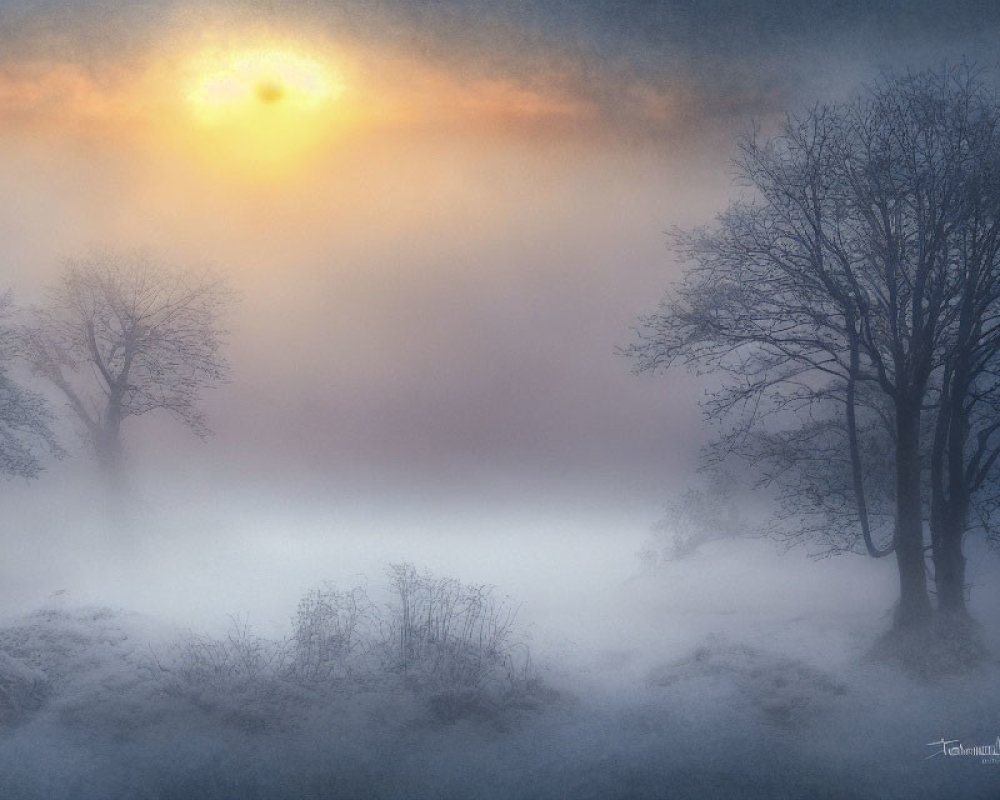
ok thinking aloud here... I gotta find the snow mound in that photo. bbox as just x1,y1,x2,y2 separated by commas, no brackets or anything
868,614,993,679
648,635,847,729
0,605,175,734
0,651,47,725
0,606,148,681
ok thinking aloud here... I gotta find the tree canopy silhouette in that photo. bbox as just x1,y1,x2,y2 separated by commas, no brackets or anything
21,249,234,492
629,66,1000,634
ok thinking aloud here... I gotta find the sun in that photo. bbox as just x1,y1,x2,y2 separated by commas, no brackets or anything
188,49,342,118
183,46,347,173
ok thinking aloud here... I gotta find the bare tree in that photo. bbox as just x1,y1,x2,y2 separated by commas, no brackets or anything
639,474,747,564
628,67,1000,636
0,292,58,478
926,143,1000,616
20,249,234,491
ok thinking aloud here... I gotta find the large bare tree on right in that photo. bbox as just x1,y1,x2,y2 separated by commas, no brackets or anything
629,67,1000,649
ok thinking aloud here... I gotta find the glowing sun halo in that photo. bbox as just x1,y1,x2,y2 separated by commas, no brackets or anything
189,49,340,116
184,47,346,171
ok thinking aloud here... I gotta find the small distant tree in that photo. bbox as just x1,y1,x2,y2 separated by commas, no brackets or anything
639,475,747,564
20,249,234,492
0,292,58,478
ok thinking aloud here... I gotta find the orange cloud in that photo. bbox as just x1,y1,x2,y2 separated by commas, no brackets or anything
0,62,120,122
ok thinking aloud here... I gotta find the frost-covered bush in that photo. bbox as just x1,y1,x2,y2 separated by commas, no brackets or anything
287,564,538,723
290,584,374,684
149,564,539,730
155,616,300,732
379,563,532,700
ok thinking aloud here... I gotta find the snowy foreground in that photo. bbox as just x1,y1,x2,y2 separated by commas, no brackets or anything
0,538,998,800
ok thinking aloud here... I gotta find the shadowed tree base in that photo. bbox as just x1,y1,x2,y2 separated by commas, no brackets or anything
869,613,989,680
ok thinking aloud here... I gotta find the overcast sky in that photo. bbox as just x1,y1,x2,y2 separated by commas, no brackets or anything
2,0,999,518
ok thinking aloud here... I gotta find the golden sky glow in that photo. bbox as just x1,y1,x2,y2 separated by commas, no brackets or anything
0,16,613,185
0,0,847,519
179,44,348,175
186,48,343,119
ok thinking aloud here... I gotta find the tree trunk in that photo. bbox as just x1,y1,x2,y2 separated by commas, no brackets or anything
96,397,128,510
846,321,892,558
893,404,933,629
930,354,971,617
934,515,968,615
934,435,969,616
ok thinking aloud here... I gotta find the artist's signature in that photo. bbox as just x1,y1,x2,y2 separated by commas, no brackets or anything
926,737,1000,763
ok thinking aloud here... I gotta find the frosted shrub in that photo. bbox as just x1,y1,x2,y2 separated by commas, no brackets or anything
291,584,374,684
171,616,289,688
380,563,531,699
158,616,296,732
153,565,541,730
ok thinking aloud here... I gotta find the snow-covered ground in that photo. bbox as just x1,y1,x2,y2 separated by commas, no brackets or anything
0,524,998,800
